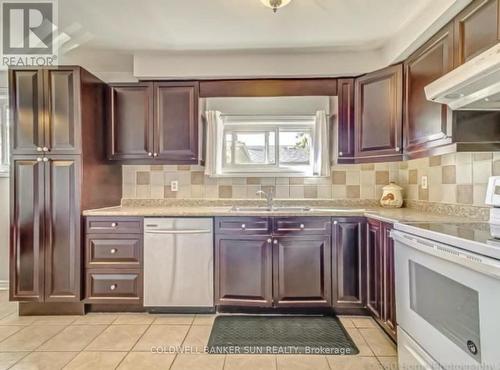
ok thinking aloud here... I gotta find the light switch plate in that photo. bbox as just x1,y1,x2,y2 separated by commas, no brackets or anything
170,181,178,192
421,175,428,190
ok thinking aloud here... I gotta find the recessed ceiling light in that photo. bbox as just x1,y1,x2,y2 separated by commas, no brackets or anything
260,0,292,13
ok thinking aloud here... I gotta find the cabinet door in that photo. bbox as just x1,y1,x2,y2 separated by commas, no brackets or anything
107,84,154,160
366,219,383,319
355,65,403,161
44,69,81,155
273,236,331,307
332,218,366,309
154,82,198,163
454,0,500,67
382,222,397,339
9,70,45,155
10,157,45,301
404,23,454,157
215,235,273,307
336,79,355,162
44,157,81,302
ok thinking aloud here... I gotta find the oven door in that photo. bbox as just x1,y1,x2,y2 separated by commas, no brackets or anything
393,230,500,369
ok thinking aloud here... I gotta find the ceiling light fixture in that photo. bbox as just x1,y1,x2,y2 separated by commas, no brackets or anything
260,0,292,13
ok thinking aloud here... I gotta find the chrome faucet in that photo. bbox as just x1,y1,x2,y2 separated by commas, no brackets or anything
256,189,274,210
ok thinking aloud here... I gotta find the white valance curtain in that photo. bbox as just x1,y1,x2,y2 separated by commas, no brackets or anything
204,110,224,177
313,110,330,177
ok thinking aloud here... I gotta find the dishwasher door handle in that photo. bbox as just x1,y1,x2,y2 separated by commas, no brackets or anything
144,229,212,235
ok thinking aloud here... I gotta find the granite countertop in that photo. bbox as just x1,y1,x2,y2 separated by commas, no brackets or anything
82,201,472,224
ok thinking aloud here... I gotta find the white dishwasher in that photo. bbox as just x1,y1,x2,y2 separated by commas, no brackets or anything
143,218,214,311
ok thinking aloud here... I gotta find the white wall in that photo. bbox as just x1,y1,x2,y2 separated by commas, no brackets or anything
0,71,8,286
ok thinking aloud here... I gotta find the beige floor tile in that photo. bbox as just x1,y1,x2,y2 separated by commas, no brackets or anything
133,325,190,352
153,315,194,325
359,329,397,357
192,314,216,326
0,325,65,352
170,354,225,370
276,355,330,370
11,351,78,370
0,352,26,370
224,355,277,370
63,352,127,370
0,314,37,326
351,317,377,328
117,352,176,370
0,326,23,342
327,356,383,370
377,356,398,370
72,314,118,325
338,317,355,328
85,324,148,351
344,327,374,357
32,316,79,326
113,313,155,325
37,325,107,352
182,325,211,352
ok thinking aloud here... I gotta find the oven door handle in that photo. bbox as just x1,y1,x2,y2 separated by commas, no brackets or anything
392,230,500,280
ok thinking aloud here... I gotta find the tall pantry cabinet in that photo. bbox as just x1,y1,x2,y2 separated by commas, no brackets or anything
9,67,122,314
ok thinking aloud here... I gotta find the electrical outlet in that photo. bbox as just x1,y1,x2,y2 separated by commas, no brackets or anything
421,175,428,190
170,180,178,192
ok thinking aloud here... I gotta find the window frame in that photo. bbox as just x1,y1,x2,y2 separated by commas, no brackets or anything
220,115,315,176
0,88,9,177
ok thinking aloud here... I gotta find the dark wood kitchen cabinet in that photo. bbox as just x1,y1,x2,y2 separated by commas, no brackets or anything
366,218,396,340
336,79,356,164
215,235,273,307
9,67,122,312
404,23,454,158
331,217,366,312
107,81,199,164
354,64,403,162
454,0,500,67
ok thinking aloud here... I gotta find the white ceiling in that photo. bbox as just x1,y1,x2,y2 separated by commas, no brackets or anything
60,0,430,51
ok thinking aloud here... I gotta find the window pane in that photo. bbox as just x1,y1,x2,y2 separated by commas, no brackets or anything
225,133,232,165
279,130,311,165
232,132,275,165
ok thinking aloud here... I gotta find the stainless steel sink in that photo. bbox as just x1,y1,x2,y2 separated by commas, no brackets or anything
230,206,311,212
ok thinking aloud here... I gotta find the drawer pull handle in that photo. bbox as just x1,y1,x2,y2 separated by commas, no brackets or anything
241,224,246,230
111,223,117,228
300,224,305,230
110,284,117,291
273,240,278,245
267,238,272,244
110,248,117,254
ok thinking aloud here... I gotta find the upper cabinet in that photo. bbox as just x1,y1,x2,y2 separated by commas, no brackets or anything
10,68,81,155
404,23,454,157
354,64,403,162
336,79,355,163
107,81,199,164
454,0,500,67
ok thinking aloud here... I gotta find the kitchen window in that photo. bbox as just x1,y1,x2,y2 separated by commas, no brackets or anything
0,89,9,176
204,112,329,177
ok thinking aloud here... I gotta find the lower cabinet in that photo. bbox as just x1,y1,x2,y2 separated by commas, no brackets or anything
367,219,397,340
215,217,331,309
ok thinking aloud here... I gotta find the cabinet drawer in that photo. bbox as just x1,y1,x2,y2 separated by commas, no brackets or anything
86,217,143,234
86,235,142,269
215,217,271,235
85,270,142,303
273,217,331,235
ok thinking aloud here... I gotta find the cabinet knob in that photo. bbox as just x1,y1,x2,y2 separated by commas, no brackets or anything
241,224,246,230
333,221,338,225
42,157,49,162
36,147,43,152
273,239,278,245
153,153,158,157
395,147,400,152
148,152,153,157
42,147,49,152
300,224,305,230
110,248,117,254
267,238,272,244
109,284,117,291
339,152,343,156
111,222,117,228
37,157,42,162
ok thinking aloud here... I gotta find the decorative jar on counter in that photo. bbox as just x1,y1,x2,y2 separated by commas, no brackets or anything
380,182,403,208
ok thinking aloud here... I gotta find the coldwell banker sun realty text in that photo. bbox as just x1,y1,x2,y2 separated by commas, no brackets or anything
0,0,59,69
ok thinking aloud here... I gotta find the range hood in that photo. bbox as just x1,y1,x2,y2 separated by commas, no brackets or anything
425,43,500,110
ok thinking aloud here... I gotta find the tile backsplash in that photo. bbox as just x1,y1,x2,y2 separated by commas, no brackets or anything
123,152,500,206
